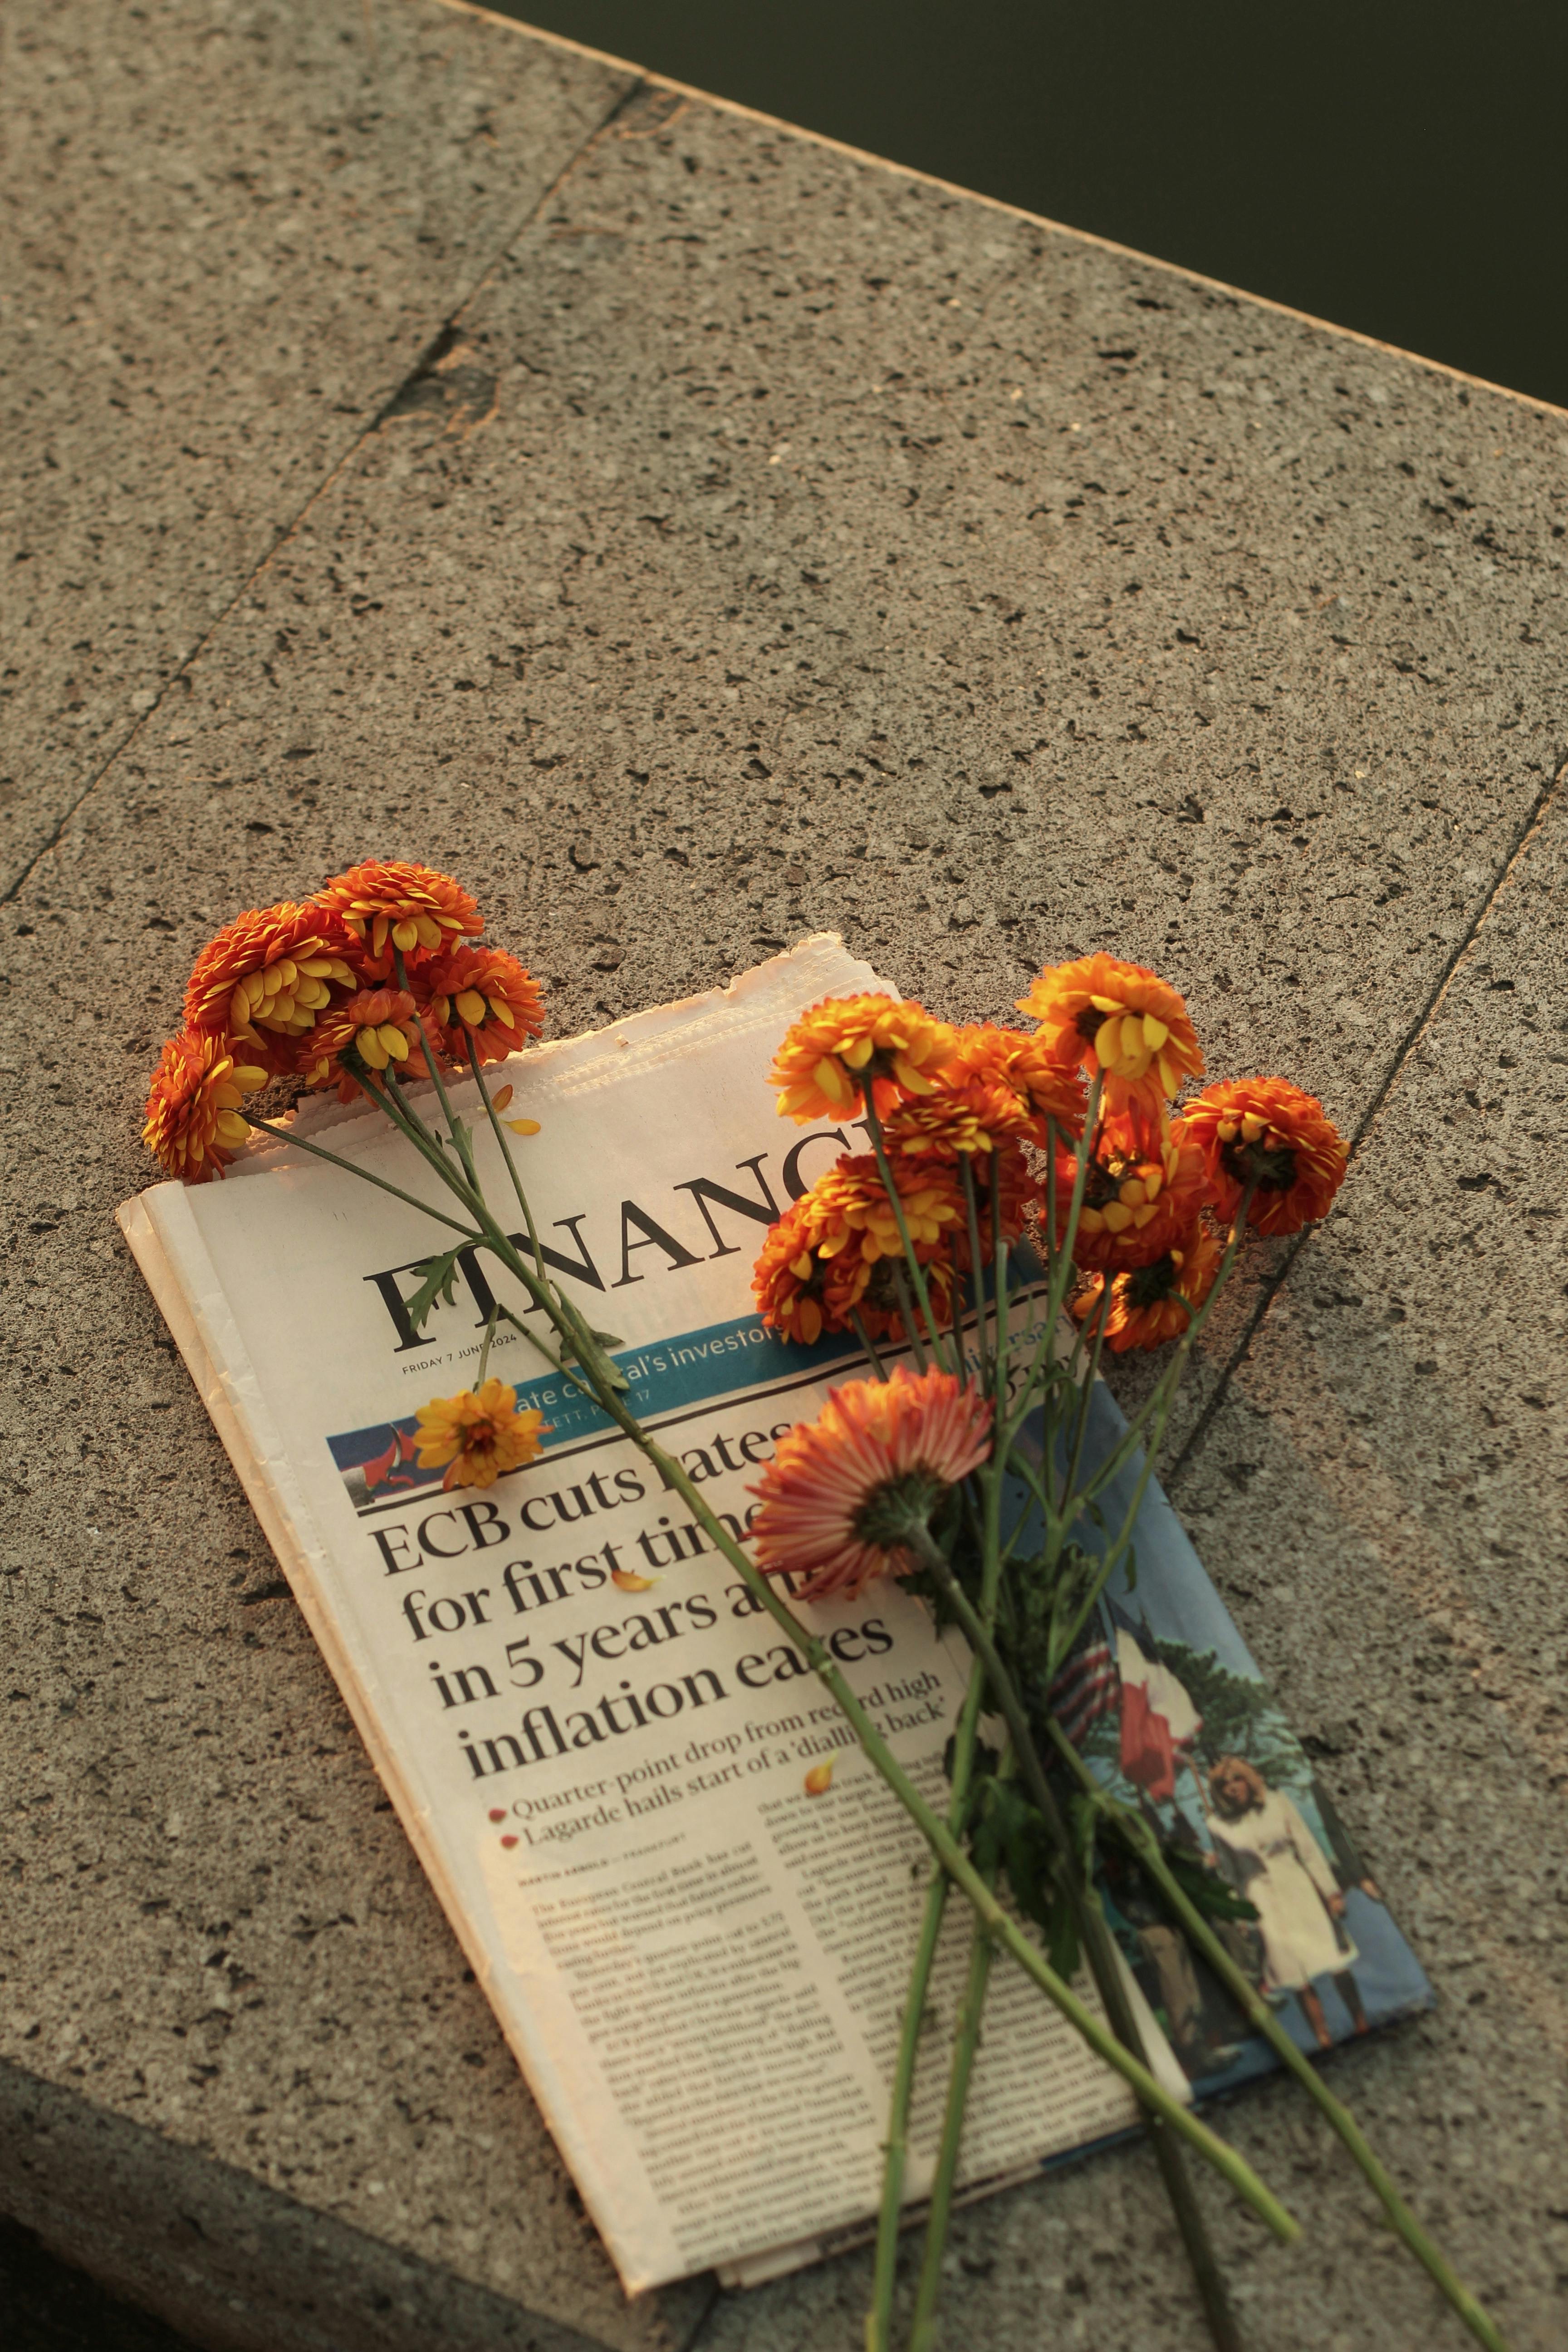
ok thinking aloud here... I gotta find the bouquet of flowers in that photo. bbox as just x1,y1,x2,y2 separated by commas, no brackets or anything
143,860,1504,2352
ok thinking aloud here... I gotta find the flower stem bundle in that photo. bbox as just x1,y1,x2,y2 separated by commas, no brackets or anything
142,877,1506,2352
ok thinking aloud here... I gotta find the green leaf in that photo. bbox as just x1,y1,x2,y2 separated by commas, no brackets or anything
1162,1844,1259,1923
1044,1887,1080,1981
556,1303,631,1389
405,1246,465,1335
975,1780,1068,1963
1069,1788,1101,1877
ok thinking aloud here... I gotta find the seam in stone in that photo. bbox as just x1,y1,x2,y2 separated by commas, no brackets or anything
1165,745,1568,1493
0,70,647,911
672,2276,726,2351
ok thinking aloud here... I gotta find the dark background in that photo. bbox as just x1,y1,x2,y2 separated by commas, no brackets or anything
6,4,1561,2346
497,0,1568,413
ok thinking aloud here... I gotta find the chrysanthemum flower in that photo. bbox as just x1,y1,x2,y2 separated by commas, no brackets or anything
811,1152,966,1267
143,1028,268,1183
415,1380,548,1491
1017,953,1203,1151
1053,1117,1211,1271
1073,1222,1222,1353
183,902,360,1067
836,1251,958,1344
948,1140,1032,1274
1183,1076,1348,1236
753,1195,837,1347
881,1086,1015,1160
423,945,544,1067
299,988,428,1096
752,1188,957,1347
769,995,958,1124
314,860,482,974
748,1366,993,1598
942,1023,1088,1146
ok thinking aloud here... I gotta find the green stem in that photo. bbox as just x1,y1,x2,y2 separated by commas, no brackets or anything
850,1310,891,1382
391,945,467,1159
240,1113,479,1239
865,1775,967,2351
463,1035,559,1321
475,1306,499,1388
989,1150,1009,1416
340,1072,621,1408
1040,1183,1256,1547
862,1101,954,1374
357,1068,491,1221
1059,1273,1115,1519
866,1385,1011,2352
891,1264,930,1373
494,1303,596,1396
906,1526,1244,2352
464,1038,535,1229
959,1155,990,1392
574,1410,1297,2243
908,1802,1003,2352
1042,1073,1103,1339
1040,1117,1061,1329
1046,1725,1511,2352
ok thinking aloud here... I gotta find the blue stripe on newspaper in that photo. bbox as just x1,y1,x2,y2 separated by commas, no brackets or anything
328,1313,875,1513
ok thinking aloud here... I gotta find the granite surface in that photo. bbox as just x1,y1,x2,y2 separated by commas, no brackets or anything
0,0,633,887
2,1,1565,2347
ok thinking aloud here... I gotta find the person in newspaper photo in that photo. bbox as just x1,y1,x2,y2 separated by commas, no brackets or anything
1204,1756,1369,2050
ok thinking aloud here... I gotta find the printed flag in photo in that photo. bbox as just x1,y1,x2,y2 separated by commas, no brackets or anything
1111,1603,1203,1804
1048,1612,1120,1748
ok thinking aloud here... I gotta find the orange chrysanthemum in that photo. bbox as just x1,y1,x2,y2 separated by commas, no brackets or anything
752,1186,957,1348
415,1380,548,1491
951,1140,1032,1272
1017,953,1203,1152
143,1028,268,1183
769,995,958,1124
810,1152,966,1269
1053,1117,1212,1271
423,945,545,1067
314,860,482,975
942,1023,1088,1146
183,901,360,1069
1073,1222,1222,1353
753,1196,839,1348
832,1251,958,1346
748,1366,994,1599
881,1084,1019,1160
1182,1077,1348,1237
299,987,429,1097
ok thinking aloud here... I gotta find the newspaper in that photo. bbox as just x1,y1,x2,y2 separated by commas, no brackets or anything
118,935,1430,2293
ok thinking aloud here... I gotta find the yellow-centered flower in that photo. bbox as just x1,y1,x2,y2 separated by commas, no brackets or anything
183,902,359,1063
299,988,427,1094
769,995,957,1123
1018,952,1203,1151
415,1380,548,1491
1073,1222,1222,1353
143,1028,268,1183
1183,1077,1348,1236
314,859,482,974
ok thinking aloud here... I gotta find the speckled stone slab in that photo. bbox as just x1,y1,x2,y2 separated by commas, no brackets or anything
0,0,632,888
3,3,1565,2347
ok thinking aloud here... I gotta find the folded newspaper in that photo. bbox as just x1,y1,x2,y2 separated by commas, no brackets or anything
118,935,1430,2294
